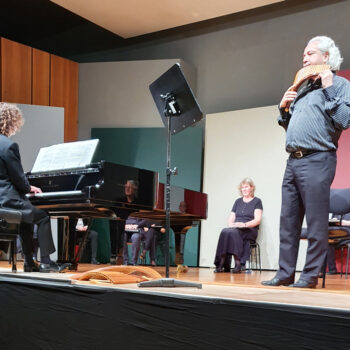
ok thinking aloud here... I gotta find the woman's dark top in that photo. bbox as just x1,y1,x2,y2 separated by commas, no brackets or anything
232,197,263,227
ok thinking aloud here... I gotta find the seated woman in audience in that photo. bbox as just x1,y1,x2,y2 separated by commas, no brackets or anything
214,178,263,273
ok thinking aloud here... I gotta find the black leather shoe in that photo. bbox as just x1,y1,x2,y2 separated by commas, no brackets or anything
231,266,241,274
289,279,316,289
58,263,71,272
214,267,224,273
23,261,40,272
40,262,60,273
261,277,294,286
40,261,70,273
90,258,100,265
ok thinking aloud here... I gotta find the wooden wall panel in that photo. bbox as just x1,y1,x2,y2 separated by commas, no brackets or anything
50,54,78,142
32,48,50,106
1,38,32,104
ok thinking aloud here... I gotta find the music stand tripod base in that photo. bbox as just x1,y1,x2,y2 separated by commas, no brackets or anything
138,278,202,289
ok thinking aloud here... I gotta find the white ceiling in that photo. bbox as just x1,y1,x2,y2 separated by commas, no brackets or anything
50,0,284,38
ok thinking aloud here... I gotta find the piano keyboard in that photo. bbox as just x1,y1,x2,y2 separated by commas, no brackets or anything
26,190,83,199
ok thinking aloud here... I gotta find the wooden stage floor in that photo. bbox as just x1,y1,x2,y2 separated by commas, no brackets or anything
1,261,350,311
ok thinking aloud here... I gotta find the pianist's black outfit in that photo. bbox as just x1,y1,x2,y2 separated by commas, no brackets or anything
0,134,55,271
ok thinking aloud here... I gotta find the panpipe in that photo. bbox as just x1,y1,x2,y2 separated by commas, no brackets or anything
285,64,330,112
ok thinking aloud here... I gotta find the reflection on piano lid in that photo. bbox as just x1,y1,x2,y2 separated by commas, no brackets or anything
130,183,207,227
27,161,159,219
156,183,207,219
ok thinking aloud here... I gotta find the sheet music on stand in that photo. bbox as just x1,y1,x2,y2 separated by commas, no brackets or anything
31,139,99,173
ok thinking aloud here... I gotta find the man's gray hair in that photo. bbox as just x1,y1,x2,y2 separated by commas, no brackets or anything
308,36,343,70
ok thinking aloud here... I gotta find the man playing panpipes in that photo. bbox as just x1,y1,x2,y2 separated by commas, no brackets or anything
262,36,350,288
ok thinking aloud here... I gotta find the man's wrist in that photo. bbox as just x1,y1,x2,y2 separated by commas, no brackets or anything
323,85,337,100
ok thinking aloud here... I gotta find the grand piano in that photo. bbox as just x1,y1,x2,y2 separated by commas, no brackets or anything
27,141,207,268
28,165,207,268
27,161,158,267
28,161,158,217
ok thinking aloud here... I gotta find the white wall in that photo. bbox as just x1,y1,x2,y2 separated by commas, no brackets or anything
77,2,350,118
201,105,307,270
11,104,64,172
78,59,197,139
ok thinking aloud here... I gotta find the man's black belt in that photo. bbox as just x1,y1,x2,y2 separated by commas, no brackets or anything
289,150,319,159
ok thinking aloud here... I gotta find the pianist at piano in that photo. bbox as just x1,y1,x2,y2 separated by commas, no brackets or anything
0,102,63,273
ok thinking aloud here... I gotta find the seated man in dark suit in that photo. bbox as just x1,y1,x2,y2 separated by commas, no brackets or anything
0,102,63,272
110,180,139,264
123,217,160,266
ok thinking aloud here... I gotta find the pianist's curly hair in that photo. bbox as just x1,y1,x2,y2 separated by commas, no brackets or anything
0,102,24,137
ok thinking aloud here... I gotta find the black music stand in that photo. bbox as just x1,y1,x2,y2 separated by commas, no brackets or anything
138,63,203,289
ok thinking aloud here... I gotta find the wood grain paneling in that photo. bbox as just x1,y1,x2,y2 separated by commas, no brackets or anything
32,48,50,106
1,38,32,104
50,54,78,142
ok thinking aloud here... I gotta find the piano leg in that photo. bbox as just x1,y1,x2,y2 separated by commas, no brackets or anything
57,217,71,264
74,218,92,266
57,217,88,271
109,220,125,265
175,233,184,265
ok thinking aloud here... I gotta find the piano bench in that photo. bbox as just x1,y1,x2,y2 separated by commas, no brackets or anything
0,208,22,273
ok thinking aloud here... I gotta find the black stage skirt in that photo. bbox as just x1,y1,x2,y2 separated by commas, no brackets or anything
214,227,257,268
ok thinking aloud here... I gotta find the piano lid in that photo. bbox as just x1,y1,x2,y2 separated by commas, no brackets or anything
156,183,207,219
131,183,207,221
27,161,159,217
